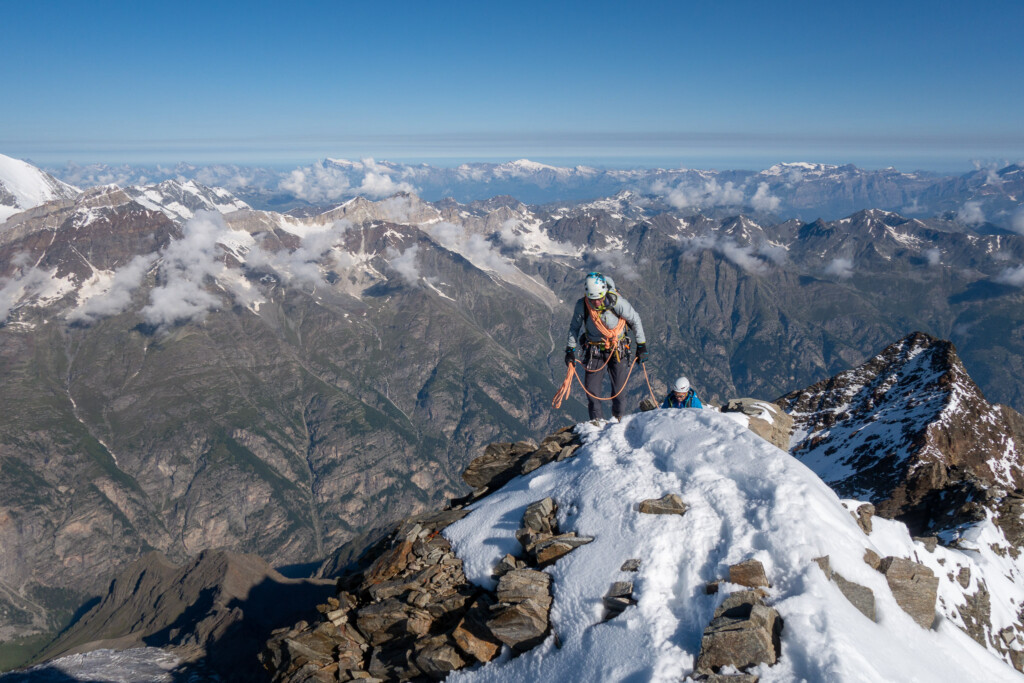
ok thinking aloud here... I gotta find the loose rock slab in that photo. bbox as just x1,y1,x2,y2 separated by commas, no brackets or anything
878,556,938,628
833,573,875,621
638,493,688,516
729,559,770,588
486,598,550,652
696,592,783,674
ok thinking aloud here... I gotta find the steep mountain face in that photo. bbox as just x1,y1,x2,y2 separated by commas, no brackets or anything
0,154,79,223
1,156,1023,655
34,550,332,681
0,185,571,646
778,332,1024,536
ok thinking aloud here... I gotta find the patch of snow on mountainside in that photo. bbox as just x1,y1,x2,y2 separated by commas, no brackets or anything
0,154,79,222
125,180,249,222
444,410,1022,682
0,647,205,682
498,218,578,257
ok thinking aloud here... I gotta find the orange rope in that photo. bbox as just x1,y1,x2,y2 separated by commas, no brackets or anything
552,355,660,411
553,357,650,409
641,361,658,403
585,297,627,359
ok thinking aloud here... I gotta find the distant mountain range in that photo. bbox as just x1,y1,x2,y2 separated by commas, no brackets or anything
1,152,1023,667
40,157,1024,232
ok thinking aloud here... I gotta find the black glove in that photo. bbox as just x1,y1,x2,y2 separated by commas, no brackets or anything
636,343,647,362
564,347,576,366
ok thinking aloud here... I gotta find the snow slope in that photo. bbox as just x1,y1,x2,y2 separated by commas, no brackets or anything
0,154,79,222
444,409,1023,682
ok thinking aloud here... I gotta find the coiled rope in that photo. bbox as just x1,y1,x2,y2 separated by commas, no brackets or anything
551,355,659,410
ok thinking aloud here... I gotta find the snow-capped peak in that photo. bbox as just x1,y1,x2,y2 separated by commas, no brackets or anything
761,162,841,177
0,153,80,223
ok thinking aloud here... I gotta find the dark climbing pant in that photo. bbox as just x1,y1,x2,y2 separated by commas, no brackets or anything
584,347,630,420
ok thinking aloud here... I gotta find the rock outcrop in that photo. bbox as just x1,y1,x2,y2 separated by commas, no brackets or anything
262,429,593,682
778,332,1024,537
876,556,938,629
722,398,795,451
696,589,783,675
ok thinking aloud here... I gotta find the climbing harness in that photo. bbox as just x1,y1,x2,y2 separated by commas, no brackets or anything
551,352,658,410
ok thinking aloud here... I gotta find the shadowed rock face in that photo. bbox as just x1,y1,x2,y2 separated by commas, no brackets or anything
36,549,334,681
778,332,1024,535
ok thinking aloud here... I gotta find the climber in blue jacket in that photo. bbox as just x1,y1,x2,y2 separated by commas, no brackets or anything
662,376,703,409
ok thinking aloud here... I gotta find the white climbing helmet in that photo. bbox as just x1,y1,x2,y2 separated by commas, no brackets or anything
673,376,690,393
585,272,608,300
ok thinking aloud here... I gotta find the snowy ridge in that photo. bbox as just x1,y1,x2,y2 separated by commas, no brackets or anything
781,332,1024,507
125,179,249,222
443,410,1023,681
0,153,79,222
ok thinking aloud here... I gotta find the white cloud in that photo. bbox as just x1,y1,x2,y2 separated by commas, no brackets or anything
281,158,417,202
1011,206,1024,235
0,267,52,319
589,250,639,281
995,265,1024,287
824,257,855,279
902,197,924,215
246,220,352,288
356,171,415,198
653,178,744,210
757,242,788,265
139,211,262,328
956,201,985,227
386,245,421,286
68,255,155,323
924,248,941,267
424,222,514,275
750,182,781,212
681,234,776,274
280,160,352,202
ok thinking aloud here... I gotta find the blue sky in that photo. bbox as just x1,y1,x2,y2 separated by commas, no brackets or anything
2,1,1022,171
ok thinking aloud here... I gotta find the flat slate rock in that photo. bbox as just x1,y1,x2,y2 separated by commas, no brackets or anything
496,569,552,607
729,559,770,588
696,602,782,674
878,556,938,628
833,572,875,621
486,598,550,652
638,493,688,515
534,534,594,566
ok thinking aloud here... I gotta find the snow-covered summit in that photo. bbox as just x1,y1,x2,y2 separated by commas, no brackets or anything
761,162,841,177
0,153,79,223
438,410,1023,681
257,403,1024,682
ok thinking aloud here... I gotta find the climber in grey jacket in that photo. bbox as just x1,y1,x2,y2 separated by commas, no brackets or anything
564,272,647,421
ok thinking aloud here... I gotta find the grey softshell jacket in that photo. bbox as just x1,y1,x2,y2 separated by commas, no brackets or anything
566,294,646,349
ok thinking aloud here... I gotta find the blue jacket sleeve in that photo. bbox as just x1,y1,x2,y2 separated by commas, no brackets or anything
566,298,586,350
